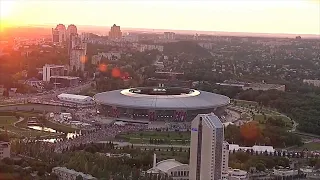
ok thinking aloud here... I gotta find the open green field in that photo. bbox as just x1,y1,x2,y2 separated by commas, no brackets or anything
117,131,191,145
0,116,52,137
233,99,259,107
291,142,320,151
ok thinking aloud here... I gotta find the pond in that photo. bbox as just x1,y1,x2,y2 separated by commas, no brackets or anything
28,125,81,142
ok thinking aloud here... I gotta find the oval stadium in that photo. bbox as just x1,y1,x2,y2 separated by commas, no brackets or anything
94,87,230,123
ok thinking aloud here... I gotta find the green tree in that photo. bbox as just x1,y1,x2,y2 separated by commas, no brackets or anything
76,175,83,180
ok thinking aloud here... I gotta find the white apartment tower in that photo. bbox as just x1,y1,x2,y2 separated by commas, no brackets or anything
189,113,229,180
0,141,10,160
70,35,87,72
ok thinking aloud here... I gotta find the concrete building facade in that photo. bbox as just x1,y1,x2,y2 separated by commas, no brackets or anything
189,113,229,180
42,64,65,82
0,141,10,160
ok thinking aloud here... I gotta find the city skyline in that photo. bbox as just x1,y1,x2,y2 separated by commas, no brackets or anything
1,0,319,35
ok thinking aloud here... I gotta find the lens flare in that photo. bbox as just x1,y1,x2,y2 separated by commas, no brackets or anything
111,67,121,78
98,63,107,72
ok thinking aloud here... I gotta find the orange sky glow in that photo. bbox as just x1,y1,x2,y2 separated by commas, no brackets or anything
0,0,319,35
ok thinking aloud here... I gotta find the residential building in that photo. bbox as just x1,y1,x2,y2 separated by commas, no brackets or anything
50,76,79,87
52,167,97,180
189,113,229,180
70,44,87,72
67,24,78,55
52,24,67,44
227,169,248,180
137,44,164,52
0,141,10,160
42,64,65,82
273,169,299,178
147,154,189,180
67,24,77,39
99,52,121,61
109,24,122,39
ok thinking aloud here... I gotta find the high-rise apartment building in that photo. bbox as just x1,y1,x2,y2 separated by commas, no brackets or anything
70,44,87,72
164,32,175,40
109,24,122,39
52,24,67,44
189,113,229,180
66,24,78,55
67,24,77,37
0,141,10,160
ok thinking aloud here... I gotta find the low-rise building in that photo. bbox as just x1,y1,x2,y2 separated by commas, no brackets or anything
42,64,65,82
273,168,298,178
303,79,320,87
229,144,275,154
227,169,248,180
146,154,189,180
0,141,10,159
57,93,93,104
52,167,97,180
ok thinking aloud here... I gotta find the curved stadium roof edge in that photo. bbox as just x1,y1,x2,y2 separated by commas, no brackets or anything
94,88,230,110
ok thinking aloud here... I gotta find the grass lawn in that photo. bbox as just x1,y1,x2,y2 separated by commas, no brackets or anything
121,131,190,140
118,131,191,145
0,116,53,138
293,142,320,151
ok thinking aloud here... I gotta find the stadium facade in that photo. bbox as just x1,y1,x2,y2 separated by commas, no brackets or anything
94,87,230,122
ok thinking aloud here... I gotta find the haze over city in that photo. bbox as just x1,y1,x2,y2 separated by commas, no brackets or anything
0,1,320,180
1,0,320,36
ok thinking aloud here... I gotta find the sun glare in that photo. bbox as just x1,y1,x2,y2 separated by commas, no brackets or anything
0,1,15,18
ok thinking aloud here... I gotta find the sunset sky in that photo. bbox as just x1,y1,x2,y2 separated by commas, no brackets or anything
1,0,319,35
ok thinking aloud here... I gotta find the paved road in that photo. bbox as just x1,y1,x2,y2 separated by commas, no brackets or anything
0,82,92,105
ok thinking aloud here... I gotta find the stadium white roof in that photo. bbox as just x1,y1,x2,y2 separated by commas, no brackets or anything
94,88,230,110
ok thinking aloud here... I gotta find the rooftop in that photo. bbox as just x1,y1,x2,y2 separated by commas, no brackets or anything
51,76,79,80
94,87,230,110
58,93,92,100
52,167,96,179
147,159,187,174
202,113,223,129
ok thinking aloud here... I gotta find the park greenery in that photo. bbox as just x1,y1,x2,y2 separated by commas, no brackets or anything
10,140,176,180
198,83,320,136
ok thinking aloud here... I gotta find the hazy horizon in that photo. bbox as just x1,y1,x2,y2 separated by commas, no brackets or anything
1,0,320,35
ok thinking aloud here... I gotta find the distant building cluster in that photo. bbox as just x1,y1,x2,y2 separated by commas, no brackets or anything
133,43,164,52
